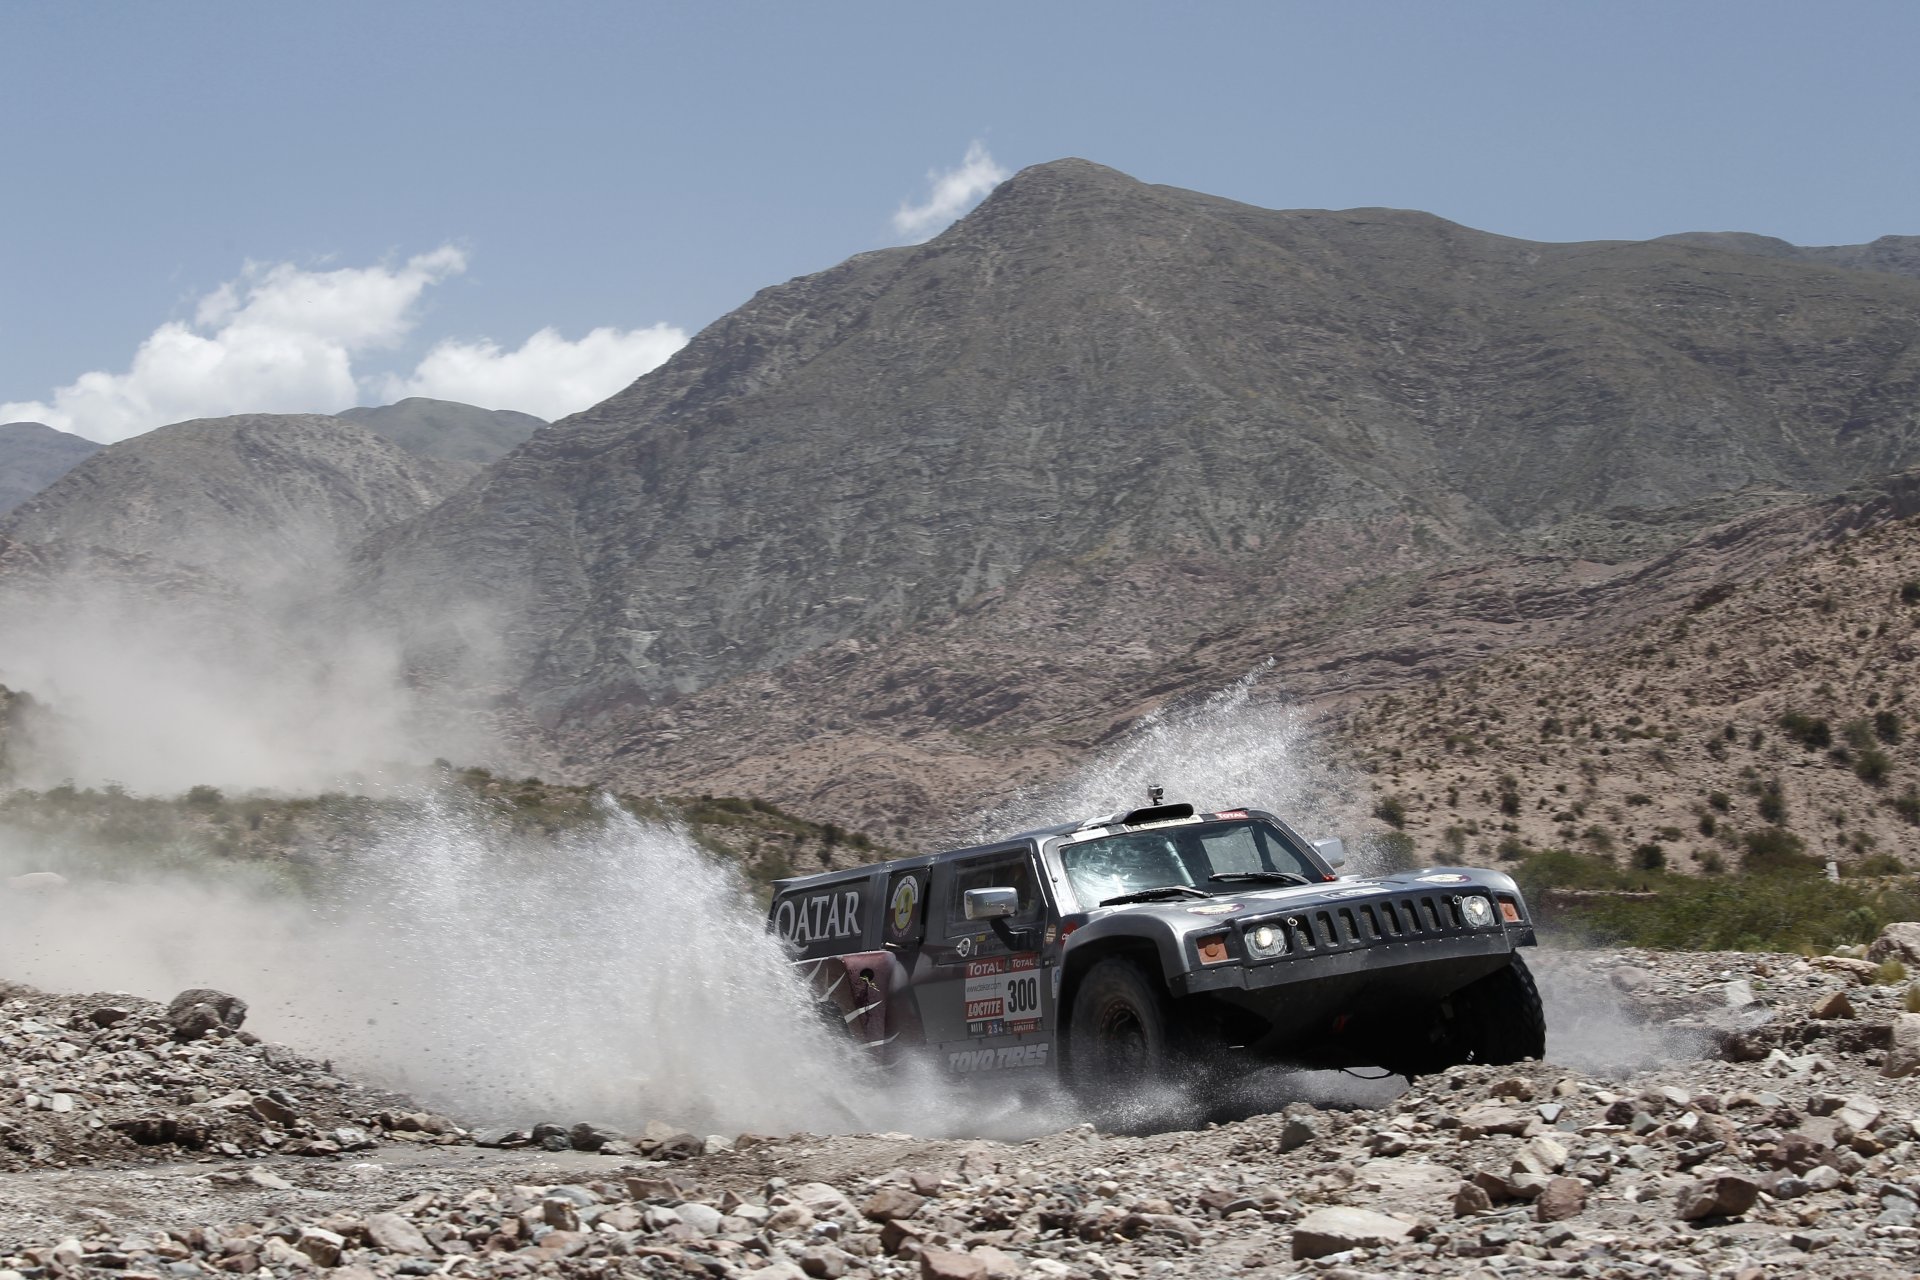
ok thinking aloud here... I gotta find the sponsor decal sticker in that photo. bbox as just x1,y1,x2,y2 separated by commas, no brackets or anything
1214,809,1249,820
1325,886,1381,898
948,1042,1051,1072
964,954,1042,1028
1187,902,1245,916
772,888,862,946
1416,873,1471,885
887,876,920,938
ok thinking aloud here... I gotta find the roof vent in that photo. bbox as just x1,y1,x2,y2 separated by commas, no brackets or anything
1115,802,1195,827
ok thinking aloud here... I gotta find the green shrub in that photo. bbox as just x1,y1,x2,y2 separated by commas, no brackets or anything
1698,812,1717,836
1741,826,1819,876
1757,781,1787,824
1893,788,1920,826
1875,711,1903,744
1877,958,1909,986
1632,843,1667,872
1708,790,1731,812
1373,795,1408,829
1625,793,1653,806
1901,580,1920,605
1848,852,1908,877
1778,712,1832,751
1854,747,1893,785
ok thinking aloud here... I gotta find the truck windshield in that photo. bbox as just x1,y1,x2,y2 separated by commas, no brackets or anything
1060,820,1323,907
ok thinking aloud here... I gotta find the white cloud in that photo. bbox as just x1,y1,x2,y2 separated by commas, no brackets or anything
1,248,686,442
381,323,688,422
893,140,1011,242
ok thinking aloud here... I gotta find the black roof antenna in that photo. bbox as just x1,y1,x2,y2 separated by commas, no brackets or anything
1147,783,1164,807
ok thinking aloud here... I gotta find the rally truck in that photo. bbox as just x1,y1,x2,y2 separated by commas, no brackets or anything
768,799,1544,1097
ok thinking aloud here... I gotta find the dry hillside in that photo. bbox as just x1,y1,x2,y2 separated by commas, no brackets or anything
1338,507,1920,875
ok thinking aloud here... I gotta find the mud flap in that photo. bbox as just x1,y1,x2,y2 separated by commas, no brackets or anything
795,950,916,1066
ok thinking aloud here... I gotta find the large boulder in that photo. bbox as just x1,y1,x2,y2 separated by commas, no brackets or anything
1867,923,1920,967
1885,1014,1920,1079
166,988,247,1041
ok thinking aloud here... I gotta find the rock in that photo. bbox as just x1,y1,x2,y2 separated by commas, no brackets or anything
295,1227,345,1266
1452,1182,1494,1217
541,1198,581,1232
1535,1177,1587,1222
1723,979,1757,1008
1867,922,1920,966
363,1213,432,1256
1277,1114,1319,1152
567,1122,623,1151
969,1245,1024,1280
1290,1206,1415,1260
245,1166,293,1190
861,1187,927,1222
793,1182,856,1218
798,1246,854,1278
1513,1135,1569,1176
1809,990,1855,1019
6,871,68,893
1811,955,1880,984
1457,1105,1531,1138
676,1202,724,1235
1836,1095,1882,1132
250,1095,297,1126
165,989,247,1042
919,1248,989,1280
1885,1014,1920,1078
1675,1174,1763,1221
87,1006,131,1028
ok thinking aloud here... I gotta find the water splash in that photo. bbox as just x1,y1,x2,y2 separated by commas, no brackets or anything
972,670,1355,845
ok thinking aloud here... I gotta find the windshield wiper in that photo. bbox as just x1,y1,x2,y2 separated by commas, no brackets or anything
1209,871,1310,886
1100,885,1210,907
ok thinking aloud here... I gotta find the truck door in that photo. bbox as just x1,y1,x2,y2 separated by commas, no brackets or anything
920,845,1056,1078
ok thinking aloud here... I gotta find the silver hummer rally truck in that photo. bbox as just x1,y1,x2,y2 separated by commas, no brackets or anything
768,798,1544,1097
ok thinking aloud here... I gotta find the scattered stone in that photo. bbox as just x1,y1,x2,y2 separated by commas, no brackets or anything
363,1213,431,1256
918,1247,988,1280
1674,1174,1763,1221
1534,1177,1587,1222
861,1187,926,1221
1808,989,1854,1019
1885,1013,1920,1078
165,988,247,1042
1290,1207,1415,1259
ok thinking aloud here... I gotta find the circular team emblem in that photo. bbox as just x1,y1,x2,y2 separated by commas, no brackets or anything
888,876,919,937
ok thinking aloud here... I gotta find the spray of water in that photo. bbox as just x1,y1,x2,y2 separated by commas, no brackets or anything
0,672,1681,1138
971,670,1362,854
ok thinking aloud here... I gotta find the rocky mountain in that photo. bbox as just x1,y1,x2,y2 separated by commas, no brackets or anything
0,421,99,516
1658,231,1920,281
351,158,1920,830
335,397,545,466
1,414,470,588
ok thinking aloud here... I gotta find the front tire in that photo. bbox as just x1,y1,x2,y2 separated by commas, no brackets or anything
1066,958,1192,1121
1388,952,1547,1077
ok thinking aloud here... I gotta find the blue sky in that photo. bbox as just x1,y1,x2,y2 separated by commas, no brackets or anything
4,1,1916,439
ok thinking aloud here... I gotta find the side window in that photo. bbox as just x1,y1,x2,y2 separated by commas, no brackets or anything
948,852,1041,924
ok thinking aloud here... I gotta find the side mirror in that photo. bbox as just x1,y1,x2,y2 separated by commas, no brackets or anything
964,887,1019,920
1312,837,1347,869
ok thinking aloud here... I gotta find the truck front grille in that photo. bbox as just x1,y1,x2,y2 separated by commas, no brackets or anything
1281,893,1466,955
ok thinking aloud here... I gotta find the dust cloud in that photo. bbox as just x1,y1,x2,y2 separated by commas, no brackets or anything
0,549,497,795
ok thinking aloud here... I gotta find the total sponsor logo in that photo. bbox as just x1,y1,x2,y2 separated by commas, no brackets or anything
964,953,1042,1026
948,1042,1050,1072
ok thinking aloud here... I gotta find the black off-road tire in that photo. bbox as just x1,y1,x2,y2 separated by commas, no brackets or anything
1066,957,1181,1106
1389,952,1547,1077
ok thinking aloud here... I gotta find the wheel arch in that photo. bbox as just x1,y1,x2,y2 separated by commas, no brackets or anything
1057,936,1167,1065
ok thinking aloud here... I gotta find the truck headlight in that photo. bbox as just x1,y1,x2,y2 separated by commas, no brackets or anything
1460,895,1495,928
1245,923,1288,958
